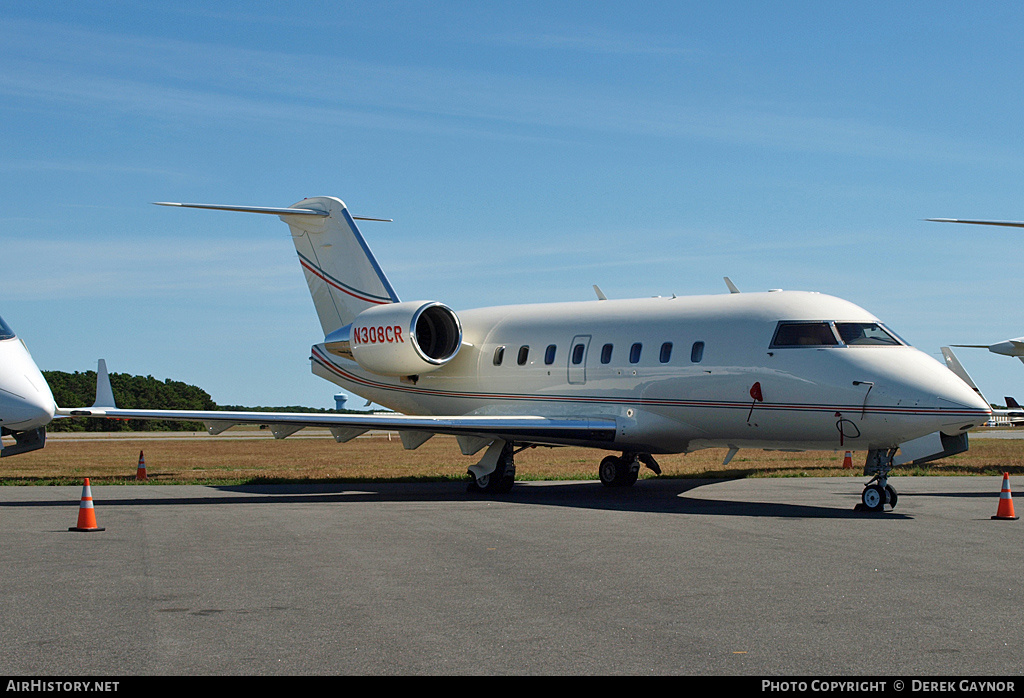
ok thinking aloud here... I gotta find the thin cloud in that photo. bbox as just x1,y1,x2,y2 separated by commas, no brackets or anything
0,18,999,164
485,27,704,57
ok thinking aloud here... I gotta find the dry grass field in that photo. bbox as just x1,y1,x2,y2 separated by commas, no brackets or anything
3,428,1024,486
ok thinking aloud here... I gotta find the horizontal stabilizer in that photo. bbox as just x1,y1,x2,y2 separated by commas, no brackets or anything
154,201,391,221
159,196,399,335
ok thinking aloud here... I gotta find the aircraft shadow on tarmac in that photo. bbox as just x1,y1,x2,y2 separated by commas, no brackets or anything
1,478,915,519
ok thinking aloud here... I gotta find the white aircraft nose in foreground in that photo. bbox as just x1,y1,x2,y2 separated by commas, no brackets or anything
0,315,55,456
61,198,991,511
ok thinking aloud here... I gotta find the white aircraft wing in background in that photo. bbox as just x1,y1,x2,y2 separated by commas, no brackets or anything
926,218,1024,229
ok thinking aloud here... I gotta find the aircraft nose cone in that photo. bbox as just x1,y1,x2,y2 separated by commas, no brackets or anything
0,349,56,432
903,352,992,434
844,346,991,440
0,378,56,431
933,372,991,426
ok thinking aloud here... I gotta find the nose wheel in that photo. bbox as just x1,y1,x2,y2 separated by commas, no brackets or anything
860,482,898,512
857,448,898,512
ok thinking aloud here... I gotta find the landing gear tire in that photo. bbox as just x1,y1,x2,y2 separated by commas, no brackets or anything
861,484,886,512
467,443,515,494
468,472,514,494
599,455,638,487
885,484,898,509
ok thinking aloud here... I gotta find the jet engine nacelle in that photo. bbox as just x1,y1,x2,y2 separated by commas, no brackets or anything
324,301,463,376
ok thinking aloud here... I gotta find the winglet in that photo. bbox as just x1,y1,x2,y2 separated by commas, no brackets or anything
92,359,117,409
724,277,740,293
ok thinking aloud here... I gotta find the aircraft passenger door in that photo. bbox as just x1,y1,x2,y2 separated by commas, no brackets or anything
568,335,591,384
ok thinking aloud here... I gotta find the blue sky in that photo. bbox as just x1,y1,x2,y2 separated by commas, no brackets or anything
3,2,1024,409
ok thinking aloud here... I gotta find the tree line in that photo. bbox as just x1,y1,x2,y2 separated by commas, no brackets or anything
43,369,351,432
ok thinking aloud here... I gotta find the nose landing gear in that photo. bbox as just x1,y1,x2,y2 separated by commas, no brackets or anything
858,448,898,512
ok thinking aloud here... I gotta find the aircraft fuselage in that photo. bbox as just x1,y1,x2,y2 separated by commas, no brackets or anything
0,316,55,457
311,290,990,455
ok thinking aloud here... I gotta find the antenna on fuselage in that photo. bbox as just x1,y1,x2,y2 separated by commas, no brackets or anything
724,277,740,293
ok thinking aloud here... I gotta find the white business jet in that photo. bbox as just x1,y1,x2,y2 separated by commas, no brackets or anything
0,315,56,456
60,198,991,511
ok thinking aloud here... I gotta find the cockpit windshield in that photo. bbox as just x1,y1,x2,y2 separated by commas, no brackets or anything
771,321,903,348
835,322,902,346
771,322,839,347
0,315,14,341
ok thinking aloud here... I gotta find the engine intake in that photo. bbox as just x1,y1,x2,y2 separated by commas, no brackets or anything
324,301,462,376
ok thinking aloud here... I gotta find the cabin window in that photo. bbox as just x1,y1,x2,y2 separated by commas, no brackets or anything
659,342,673,363
771,322,839,347
572,343,586,365
493,346,505,365
835,322,902,346
600,343,613,364
629,343,642,364
544,344,557,365
691,341,705,363
517,345,530,365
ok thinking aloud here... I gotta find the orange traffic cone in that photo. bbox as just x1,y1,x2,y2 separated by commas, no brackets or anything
69,478,105,532
842,451,853,469
992,472,1019,520
135,450,147,481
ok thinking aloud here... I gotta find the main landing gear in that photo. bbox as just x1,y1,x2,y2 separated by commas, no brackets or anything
598,452,661,487
467,441,516,494
858,448,898,512
467,445,663,494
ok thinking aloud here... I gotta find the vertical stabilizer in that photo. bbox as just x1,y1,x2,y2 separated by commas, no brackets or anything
282,197,399,335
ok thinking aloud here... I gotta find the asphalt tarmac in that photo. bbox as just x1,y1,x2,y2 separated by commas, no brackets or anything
1,476,1021,676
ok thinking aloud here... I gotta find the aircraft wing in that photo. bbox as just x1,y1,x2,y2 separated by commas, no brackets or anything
54,361,618,451
927,218,1024,228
